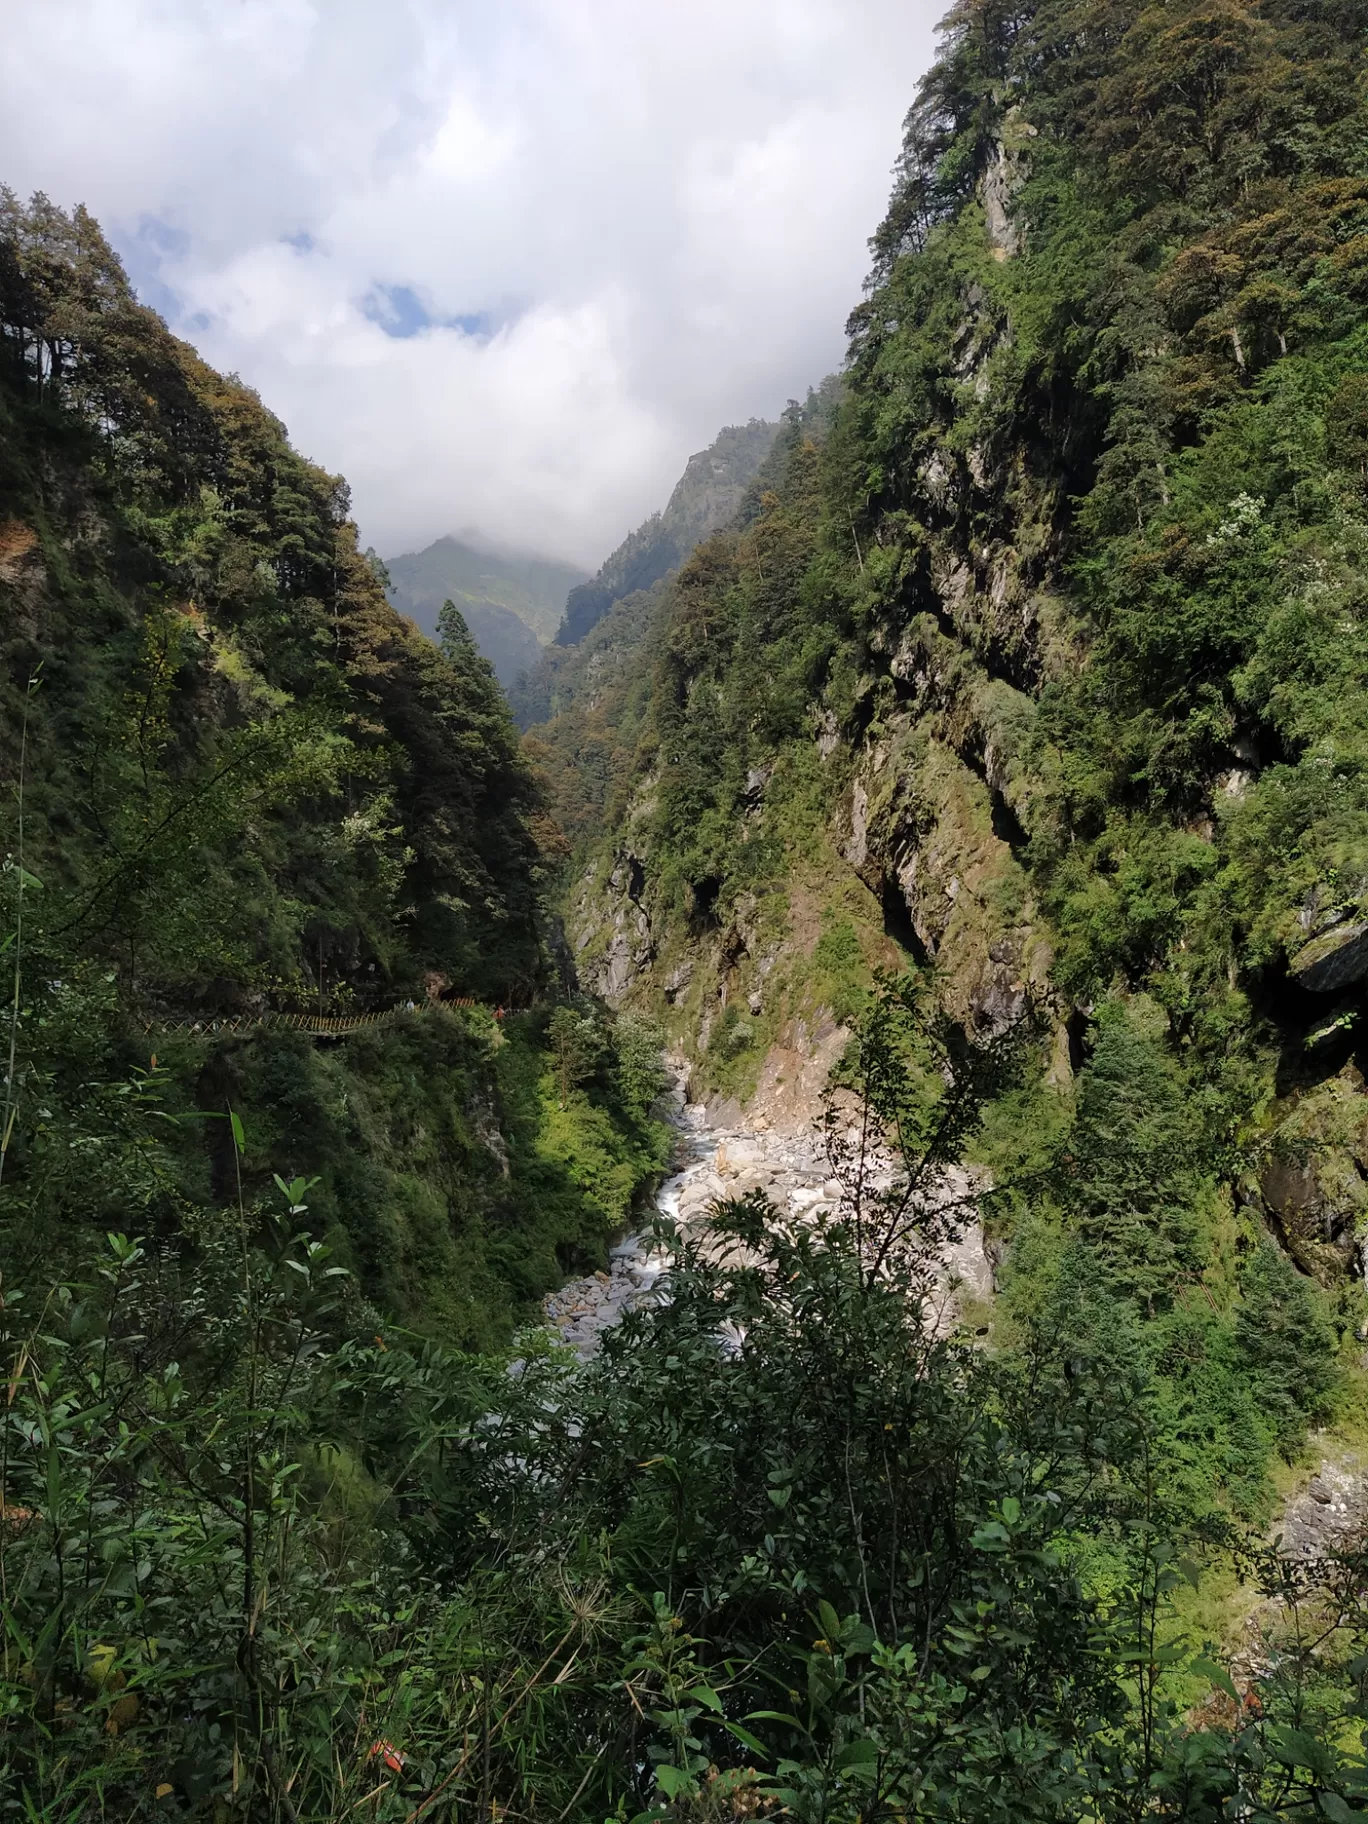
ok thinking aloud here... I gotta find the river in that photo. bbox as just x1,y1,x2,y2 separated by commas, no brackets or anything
540,1067,997,1357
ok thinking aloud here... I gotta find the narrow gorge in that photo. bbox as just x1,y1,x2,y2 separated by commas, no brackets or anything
7,0,1368,1814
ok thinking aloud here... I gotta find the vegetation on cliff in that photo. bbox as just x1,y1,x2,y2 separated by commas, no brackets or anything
553,0,1368,1513
527,0,1368,1792
9,0,1368,1810
0,187,665,1341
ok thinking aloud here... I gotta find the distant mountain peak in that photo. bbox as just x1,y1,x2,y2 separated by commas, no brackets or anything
554,417,779,648
383,536,587,689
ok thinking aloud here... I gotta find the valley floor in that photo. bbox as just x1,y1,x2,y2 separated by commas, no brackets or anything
542,1048,997,1354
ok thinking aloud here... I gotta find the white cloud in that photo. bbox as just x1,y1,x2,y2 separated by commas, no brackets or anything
0,0,939,568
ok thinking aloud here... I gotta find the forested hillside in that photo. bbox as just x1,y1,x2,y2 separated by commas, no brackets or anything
568,0,1368,1309
9,0,1368,1816
543,0,1368,1783
0,188,666,1343
519,382,840,852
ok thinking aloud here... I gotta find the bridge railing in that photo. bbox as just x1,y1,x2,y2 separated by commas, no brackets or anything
140,997,492,1039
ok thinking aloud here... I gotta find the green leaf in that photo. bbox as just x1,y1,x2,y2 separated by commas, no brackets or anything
1189,1656,1239,1703
654,1765,691,1800
686,1684,723,1713
1269,1727,1331,1773
840,1619,876,1655
1319,1796,1368,1824
971,1521,1010,1552
834,1739,879,1771
722,1723,770,1759
229,1109,246,1154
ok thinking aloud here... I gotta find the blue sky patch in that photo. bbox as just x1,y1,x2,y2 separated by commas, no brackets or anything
111,213,190,323
363,282,431,338
451,310,492,338
363,284,498,341
137,214,190,257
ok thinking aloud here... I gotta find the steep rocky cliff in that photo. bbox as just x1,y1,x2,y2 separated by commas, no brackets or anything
510,416,779,730
554,416,779,648
553,0,1368,1296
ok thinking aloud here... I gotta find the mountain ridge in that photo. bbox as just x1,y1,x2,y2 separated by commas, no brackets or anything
556,416,779,648
383,534,587,688
543,0,1368,1528
510,414,780,730
10,3,1368,1809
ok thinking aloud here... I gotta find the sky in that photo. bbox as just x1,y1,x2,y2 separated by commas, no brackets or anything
0,0,939,571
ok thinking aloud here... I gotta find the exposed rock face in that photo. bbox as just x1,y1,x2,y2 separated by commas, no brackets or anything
471,1097,512,1177
565,220,1062,1100
980,110,1036,262
1255,1068,1368,1282
982,148,1022,259
573,850,654,1005
745,1014,850,1136
589,905,652,1005
843,732,1049,1036
1259,1155,1365,1280
1278,1451,1368,1558
1289,922,1368,993
0,516,47,633
662,959,694,1003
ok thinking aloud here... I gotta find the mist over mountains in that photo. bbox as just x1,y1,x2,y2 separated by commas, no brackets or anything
512,416,780,727
556,418,780,647
382,538,586,689
386,417,779,696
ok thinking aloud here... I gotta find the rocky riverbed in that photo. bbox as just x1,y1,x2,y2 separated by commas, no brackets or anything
1278,1447,1368,1557
541,1077,997,1358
